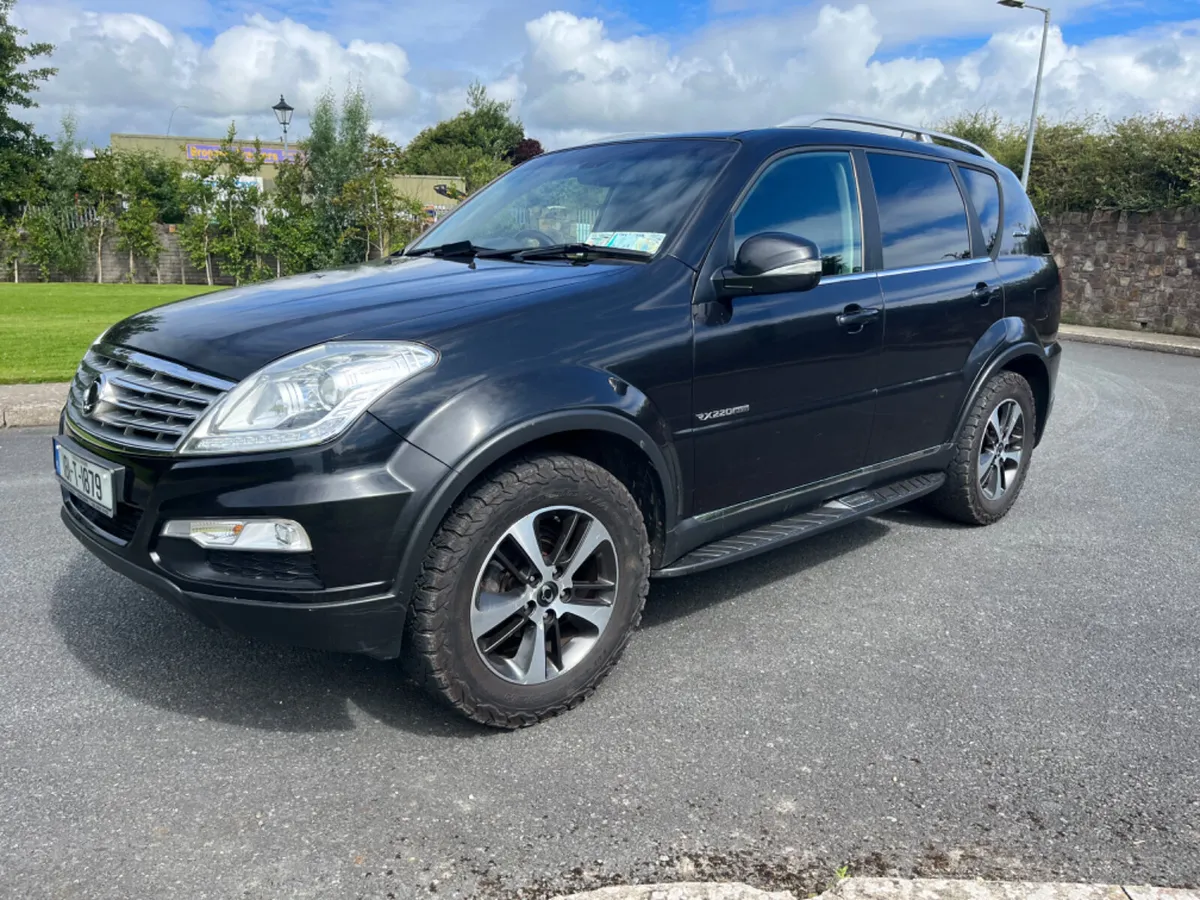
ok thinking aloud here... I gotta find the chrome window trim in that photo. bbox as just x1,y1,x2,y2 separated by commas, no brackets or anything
876,257,992,279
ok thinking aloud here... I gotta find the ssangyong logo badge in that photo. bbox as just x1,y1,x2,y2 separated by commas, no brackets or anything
83,374,107,418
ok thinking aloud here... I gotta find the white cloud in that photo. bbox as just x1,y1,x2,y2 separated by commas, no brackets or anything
13,1,1200,152
17,4,417,142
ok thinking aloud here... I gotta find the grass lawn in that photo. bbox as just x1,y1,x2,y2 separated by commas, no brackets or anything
0,283,224,384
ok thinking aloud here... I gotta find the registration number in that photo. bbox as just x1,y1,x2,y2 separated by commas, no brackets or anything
54,440,118,517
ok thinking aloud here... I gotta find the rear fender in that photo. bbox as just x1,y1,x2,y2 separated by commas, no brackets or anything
952,316,1052,445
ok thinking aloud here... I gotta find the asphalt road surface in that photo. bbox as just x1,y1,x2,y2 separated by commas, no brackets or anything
2,342,1198,899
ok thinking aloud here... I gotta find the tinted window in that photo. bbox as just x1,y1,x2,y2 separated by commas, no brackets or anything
868,154,971,269
734,152,863,276
960,168,1002,254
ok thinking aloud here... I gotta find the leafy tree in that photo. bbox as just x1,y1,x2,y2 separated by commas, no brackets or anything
306,84,371,265
401,82,529,191
338,136,424,260
509,137,544,165
23,114,88,280
178,155,220,286
264,156,322,277
84,148,122,282
0,0,56,218
208,125,268,285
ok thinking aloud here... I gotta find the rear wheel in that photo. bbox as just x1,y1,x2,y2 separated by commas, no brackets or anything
404,454,650,728
928,370,1037,526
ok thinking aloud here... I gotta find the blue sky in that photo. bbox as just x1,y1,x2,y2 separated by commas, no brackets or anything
14,0,1200,149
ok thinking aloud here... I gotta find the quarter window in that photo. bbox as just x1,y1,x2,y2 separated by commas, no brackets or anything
868,154,972,269
960,168,1002,254
734,152,863,276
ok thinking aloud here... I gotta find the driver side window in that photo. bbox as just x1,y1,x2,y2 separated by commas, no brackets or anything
734,151,863,276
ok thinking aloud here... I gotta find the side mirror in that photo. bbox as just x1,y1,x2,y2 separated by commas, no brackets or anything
714,232,823,297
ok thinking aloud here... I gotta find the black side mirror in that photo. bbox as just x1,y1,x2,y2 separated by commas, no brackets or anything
714,232,823,297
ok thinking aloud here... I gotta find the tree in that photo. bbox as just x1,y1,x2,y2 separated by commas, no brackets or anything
0,0,56,218
306,84,371,265
84,148,122,283
23,114,88,280
208,125,268,286
400,81,529,191
338,135,424,260
178,155,220,286
116,153,164,282
264,156,322,277
509,137,544,165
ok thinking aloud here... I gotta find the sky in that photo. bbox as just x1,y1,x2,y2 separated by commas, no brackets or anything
11,0,1200,151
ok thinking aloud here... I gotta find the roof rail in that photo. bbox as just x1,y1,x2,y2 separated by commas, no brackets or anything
576,131,665,146
778,113,995,161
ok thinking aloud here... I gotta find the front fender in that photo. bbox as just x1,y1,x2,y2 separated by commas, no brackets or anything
383,366,682,617
952,316,1055,445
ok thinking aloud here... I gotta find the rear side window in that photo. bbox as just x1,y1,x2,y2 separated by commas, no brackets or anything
960,168,1002,254
734,151,863,276
868,153,971,269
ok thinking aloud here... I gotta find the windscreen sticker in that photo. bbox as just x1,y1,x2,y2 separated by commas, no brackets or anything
584,231,666,254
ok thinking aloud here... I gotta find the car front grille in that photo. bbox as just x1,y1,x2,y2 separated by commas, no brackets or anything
67,345,235,454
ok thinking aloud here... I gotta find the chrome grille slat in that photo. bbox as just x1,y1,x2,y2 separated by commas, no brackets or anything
104,388,202,421
66,345,234,454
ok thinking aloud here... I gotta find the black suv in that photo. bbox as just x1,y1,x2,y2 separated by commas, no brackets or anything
55,116,1061,727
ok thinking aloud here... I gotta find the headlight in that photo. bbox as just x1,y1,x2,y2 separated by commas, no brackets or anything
179,342,438,455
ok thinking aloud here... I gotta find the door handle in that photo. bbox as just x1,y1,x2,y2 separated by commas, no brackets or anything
972,282,999,306
836,305,881,331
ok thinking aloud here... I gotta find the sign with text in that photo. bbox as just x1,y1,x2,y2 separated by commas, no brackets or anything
186,143,298,165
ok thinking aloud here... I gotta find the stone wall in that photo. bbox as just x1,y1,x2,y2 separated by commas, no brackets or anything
1045,208,1200,336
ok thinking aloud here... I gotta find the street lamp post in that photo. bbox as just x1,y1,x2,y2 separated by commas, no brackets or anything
272,95,295,155
166,105,189,136
998,0,1051,190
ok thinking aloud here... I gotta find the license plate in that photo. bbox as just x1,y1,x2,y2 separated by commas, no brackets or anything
54,440,118,517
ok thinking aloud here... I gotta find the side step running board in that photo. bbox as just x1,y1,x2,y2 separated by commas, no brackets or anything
655,472,946,578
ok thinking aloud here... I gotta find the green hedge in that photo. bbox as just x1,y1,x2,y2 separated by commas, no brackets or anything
939,111,1200,215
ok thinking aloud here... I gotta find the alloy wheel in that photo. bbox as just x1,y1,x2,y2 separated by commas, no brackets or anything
978,398,1025,502
470,506,619,685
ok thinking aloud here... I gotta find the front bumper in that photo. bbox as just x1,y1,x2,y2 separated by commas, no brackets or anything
57,413,450,658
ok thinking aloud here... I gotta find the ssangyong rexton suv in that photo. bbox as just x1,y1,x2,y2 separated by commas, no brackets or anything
55,115,1061,727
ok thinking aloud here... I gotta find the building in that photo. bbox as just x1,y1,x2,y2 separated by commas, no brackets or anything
109,134,465,218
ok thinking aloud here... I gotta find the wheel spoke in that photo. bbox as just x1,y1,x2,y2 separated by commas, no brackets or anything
548,511,582,567
558,599,614,633
1001,402,1021,441
506,514,552,580
471,590,529,641
512,617,550,685
562,518,611,580
978,449,996,481
1001,449,1022,467
987,406,1004,444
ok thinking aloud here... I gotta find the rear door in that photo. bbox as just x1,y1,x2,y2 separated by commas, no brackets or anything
691,149,883,515
864,151,1003,464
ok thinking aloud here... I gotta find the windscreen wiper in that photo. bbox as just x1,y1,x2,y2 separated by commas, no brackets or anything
479,243,653,263
404,241,490,261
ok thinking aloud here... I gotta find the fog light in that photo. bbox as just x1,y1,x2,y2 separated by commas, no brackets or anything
161,518,312,552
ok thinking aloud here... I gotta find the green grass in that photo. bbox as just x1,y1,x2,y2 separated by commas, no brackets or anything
0,283,224,384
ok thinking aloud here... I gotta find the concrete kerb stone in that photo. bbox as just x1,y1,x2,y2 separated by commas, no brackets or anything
1058,325,1200,358
0,383,68,428
551,880,1200,900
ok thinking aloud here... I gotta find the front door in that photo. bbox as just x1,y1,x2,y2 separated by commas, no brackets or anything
691,149,883,516
863,151,1005,464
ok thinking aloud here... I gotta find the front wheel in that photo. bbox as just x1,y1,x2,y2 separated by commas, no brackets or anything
404,454,650,728
928,370,1037,526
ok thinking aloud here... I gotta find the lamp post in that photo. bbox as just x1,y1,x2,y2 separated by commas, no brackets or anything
998,0,1051,190
166,105,189,136
272,95,295,155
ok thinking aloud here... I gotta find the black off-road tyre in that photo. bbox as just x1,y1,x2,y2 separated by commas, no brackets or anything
403,453,650,728
927,370,1037,526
